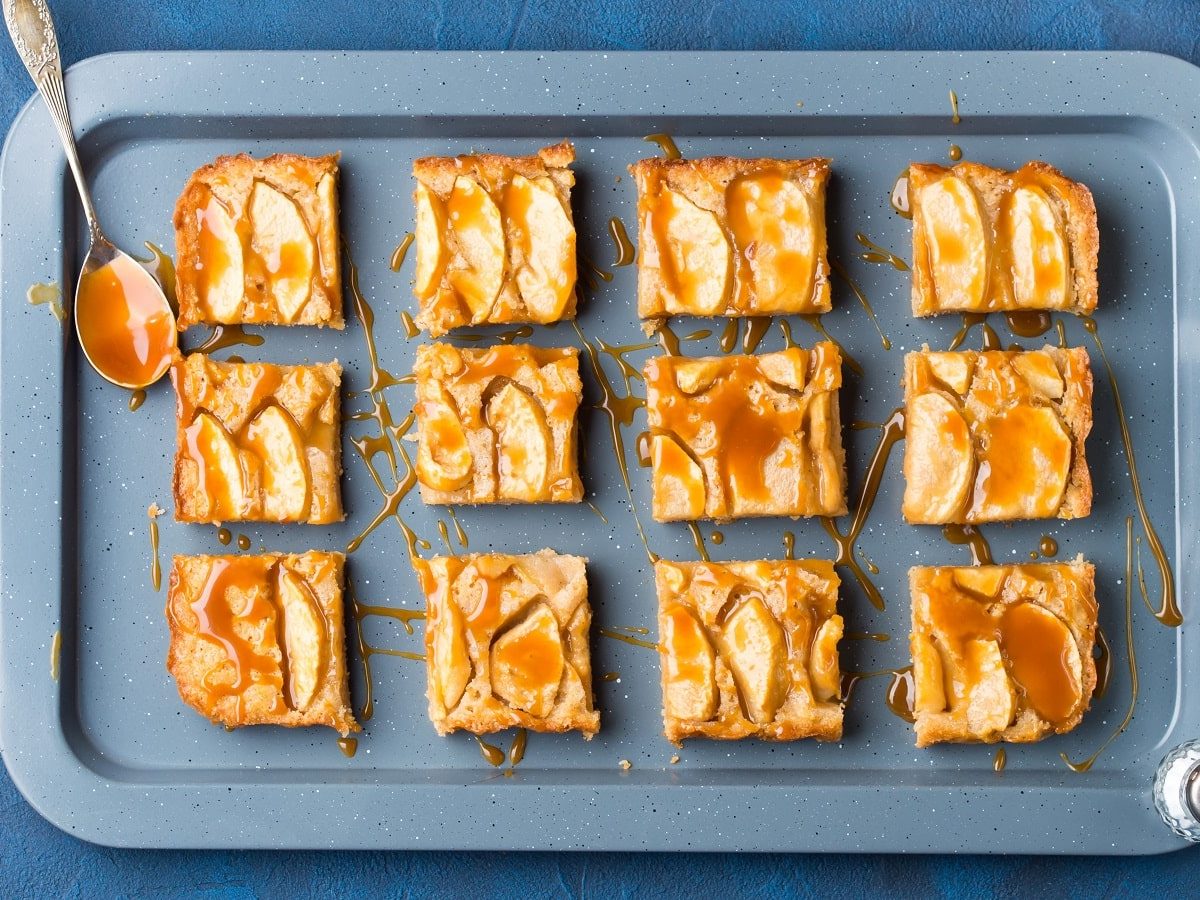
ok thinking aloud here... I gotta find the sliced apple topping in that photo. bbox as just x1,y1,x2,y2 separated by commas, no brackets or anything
720,594,787,724
1011,351,1064,400
809,614,844,702
185,412,249,521
489,602,565,717
903,392,973,522
964,638,1016,737
244,405,311,521
919,175,988,310
952,566,1008,598
430,589,472,711
925,352,973,396
504,174,575,321
276,566,327,711
486,382,551,501
1005,186,1068,309
971,405,1071,520
414,182,449,299
655,188,732,314
249,181,315,322
726,174,816,311
416,386,473,492
912,634,948,713
661,603,718,722
807,392,842,513
447,176,505,321
652,433,706,519
758,350,808,393
196,191,245,320
672,358,722,396
999,602,1083,725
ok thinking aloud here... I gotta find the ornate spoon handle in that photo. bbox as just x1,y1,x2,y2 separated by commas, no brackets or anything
4,0,101,236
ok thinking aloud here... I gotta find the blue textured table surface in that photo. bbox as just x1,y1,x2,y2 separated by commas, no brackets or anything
3,0,1200,895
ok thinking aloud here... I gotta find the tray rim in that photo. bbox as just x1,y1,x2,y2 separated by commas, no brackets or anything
2,48,1199,853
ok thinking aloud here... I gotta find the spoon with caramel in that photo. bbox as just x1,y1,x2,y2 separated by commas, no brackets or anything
5,0,176,388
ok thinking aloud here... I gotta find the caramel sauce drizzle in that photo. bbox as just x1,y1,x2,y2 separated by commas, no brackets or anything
1055,319,1067,348
643,133,682,160
601,671,621,682
718,319,739,353
437,519,454,553
782,531,795,560
948,144,963,162
26,281,65,322
390,233,415,272
829,259,891,350
454,325,535,345
1039,535,1059,558
949,89,962,125
741,317,772,353
509,728,528,766
608,217,637,267
710,530,724,545
857,548,880,575
890,172,912,220
885,666,916,722
846,631,890,643
839,667,907,705
586,500,609,524
571,321,656,563
476,735,505,766
236,534,251,551
1093,626,1112,700
820,408,905,610
854,233,910,271
654,322,710,356
580,254,614,291
1082,316,1179,627
993,748,1007,772
337,737,358,757
128,389,147,412
135,241,177,313
191,324,265,355
598,627,661,651
1061,517,1140,772
448,508,469,547
1004,310,1053,339
49,630,61,681
400,311,420,339
685,522,711,561
948,313,1001,351
798,316,864,376
217,527,232,546
941,524,993,566
147,503,163,590
347,584,428,724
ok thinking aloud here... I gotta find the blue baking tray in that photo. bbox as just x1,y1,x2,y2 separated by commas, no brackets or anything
1,50,1198,853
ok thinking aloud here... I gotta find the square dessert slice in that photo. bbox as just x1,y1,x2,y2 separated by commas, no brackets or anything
420,550,598,737
166,552,357,736
413,343,583,504
172,353,342,524
412,142,577,336
643,344,846,521
902,347,1092,524
174,153,342,329
630,156,831,320
908,161,1098,316
909,561,1097,747
655,559,843,742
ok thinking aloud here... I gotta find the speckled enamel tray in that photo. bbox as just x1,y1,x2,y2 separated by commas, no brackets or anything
2,50,1198,853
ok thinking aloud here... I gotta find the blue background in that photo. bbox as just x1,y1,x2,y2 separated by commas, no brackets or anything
3,0,1200,895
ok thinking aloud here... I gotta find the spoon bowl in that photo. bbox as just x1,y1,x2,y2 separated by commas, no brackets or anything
5,0,179,389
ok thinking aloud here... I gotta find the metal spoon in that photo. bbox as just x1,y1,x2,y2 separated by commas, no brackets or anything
4,0,177,389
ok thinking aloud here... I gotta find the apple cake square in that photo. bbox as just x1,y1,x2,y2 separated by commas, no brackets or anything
655,560,843,742
420,550,599,737
174,153,343,329
166,552,357,736
630,156,831,320
902,347,1092,524
909,561,1097,747
643,344,846,521
908,161,1098,316
413,343,583,504
412,142,577,336
171,353,343,524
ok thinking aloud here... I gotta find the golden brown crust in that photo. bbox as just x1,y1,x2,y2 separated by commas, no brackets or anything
171,354,343,524
655,560,843,742
412,142,577,336
420,550,598,737
174,153,343,329
630,156,831,319
643,344,847,521
909,561,1097,747
166,552,358,736
413,343,583,505
902,346,1092,524
909,160,1098,316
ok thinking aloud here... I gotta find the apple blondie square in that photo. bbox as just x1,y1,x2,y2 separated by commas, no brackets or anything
412,142,577,336
655,560,843,742
908,161,1098,316
909,562,1097,747
630,156,831,320
413,343,583,504
174,153,342,328
166,552,357,736
171,353,342,524
902,347,1092,524
643,344,846,521
420,550,598,737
